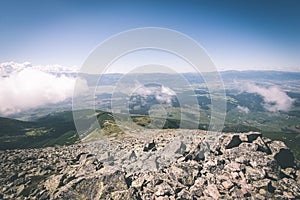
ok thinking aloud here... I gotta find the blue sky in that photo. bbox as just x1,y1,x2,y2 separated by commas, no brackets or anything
0,0,299,71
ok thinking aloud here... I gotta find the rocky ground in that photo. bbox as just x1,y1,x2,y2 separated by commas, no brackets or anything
1,130,300,199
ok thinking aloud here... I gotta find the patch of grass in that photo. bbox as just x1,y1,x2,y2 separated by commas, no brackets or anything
25,127,52,136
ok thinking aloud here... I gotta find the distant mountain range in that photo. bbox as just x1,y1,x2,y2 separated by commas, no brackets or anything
0,62,78,77
1,61,299,81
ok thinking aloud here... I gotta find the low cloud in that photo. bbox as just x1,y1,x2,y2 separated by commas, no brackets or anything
237,105,249,113
242,83,294,112
135,84,176,105
0,62,88,116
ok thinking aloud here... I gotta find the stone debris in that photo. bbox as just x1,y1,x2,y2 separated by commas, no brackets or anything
0,130,299,199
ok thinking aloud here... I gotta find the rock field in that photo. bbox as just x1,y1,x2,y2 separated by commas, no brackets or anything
1,130,300,199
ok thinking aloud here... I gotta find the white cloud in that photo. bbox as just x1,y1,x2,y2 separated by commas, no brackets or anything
237,105,249,113
242,83,294,112
0,61,78,77
161,86,176,96
135,84,176,105
0,62,87,116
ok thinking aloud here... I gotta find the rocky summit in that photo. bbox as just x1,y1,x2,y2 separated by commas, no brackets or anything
1,130,300,200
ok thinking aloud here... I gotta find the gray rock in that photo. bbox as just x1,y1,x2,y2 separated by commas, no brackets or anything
274,149,295,169
143,140,157,152
225,135,242,149
204,184,220,199
1,130,300,200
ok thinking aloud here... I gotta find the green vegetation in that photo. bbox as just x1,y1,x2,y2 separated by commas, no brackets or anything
0,111,79,149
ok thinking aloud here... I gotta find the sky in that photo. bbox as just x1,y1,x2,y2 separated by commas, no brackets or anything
0,0,300,72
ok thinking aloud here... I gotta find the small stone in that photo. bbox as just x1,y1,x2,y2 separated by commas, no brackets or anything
194,177,207,187
155,183,173,196
280,168,296,179
176,156,185,163
110,190,129,199
253,179,270,188
204,184,220,199
224,162,240,172
155,196,170,200
239,134,248,142
259,188,266,195
222,180,234,190
131,177,145,188
17,171,26,178
283,191,295,199
231,172,240,180
177,188,191,199
44,174,63,193
16,184,24,196
129,151,137,161
296,170,300,184
143,140,156,152
189,185,204,197
253,137,271,154
218,174,230,181
245,166,265,181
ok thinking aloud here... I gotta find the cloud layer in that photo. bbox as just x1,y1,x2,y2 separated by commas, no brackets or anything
135,84,176,105
0,62,87,116
237,105,249,113
243,83,294,112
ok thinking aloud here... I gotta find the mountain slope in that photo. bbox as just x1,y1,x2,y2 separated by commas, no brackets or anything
1,131,299,199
